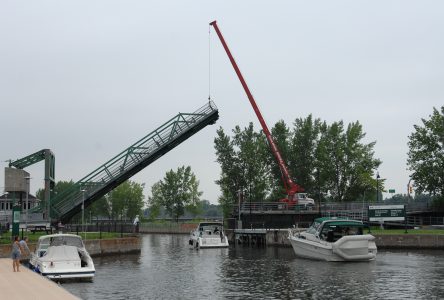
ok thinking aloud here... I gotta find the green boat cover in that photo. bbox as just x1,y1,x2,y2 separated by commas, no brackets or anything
314,217,364,227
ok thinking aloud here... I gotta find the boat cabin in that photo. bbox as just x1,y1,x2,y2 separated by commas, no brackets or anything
197,222,223,237
308,218,365,243
35,234,84,257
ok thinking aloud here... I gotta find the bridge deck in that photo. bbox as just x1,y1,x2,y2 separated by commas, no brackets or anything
0,258,78,300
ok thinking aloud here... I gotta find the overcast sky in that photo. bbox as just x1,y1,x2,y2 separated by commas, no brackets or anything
1,1,443,204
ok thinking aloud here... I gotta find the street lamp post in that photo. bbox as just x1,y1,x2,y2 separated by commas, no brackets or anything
24,176,31,232
376,172,380,202
81,189,86,240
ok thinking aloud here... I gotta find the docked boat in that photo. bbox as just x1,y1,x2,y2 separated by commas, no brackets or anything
288,217,377,262
189,222,229,249
29,233,95,280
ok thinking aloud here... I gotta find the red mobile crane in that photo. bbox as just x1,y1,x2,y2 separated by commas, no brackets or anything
210,20,313,206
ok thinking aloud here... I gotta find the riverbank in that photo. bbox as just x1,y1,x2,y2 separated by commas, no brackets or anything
0,236,141,258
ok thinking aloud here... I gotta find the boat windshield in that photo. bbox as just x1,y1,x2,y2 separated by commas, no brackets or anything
198,223,223,235
37,238,51,251
319,223,364,242
49,236,84,248
306,221,322,234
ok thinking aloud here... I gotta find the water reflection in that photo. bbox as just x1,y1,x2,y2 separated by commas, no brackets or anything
62,235,444,299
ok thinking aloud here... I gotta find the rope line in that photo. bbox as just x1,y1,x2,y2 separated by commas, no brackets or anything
208,24,211,101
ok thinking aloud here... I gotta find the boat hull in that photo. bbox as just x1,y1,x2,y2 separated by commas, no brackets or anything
288,234,377,262
39,270,95,279
197,236,229,249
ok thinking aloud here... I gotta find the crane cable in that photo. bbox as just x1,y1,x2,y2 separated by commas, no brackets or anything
208,24,211,102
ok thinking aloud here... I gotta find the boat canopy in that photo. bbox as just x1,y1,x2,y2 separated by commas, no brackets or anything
314,217,364,227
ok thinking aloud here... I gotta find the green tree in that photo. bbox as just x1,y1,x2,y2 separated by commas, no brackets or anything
316,121,381,202
214,127,243,217
87,196,110,221
407,106,444,197
289,115,322,194
214,124,271,216
214,117,381,208
268,120,292,200
36,180,76,201
147,166,202,221
108,181,145,221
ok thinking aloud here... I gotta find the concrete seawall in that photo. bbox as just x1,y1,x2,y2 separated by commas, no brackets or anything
227,229,444,249
374,234,444,249
0,236,141,258
84,237,141,256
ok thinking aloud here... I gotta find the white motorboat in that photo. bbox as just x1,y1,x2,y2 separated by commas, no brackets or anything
288,217,377,262
29,233,95,280
189,222,229,249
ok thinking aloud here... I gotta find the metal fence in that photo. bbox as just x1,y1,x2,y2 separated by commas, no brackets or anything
235,201,443,227
237,201,436,214
64,221,135,236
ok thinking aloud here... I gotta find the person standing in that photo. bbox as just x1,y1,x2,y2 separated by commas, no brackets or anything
11,236,21,272
133,215,140,233
19,237,31,257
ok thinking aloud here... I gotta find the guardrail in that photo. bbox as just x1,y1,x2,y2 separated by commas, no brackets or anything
238,202,316,213
236,201,436,214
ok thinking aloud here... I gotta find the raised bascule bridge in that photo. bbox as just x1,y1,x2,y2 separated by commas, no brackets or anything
21,102,219,224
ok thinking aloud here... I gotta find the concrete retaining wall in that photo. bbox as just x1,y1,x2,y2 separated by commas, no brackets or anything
0,236,141,258
229,229,444,249
85,237,141,256
374,234,444,249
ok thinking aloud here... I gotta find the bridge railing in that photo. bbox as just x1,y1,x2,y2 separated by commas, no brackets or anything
50,101,218,221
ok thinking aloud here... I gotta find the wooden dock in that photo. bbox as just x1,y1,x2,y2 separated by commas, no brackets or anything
0,258,79,300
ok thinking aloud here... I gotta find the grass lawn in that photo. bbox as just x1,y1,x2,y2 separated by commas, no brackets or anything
0,231,131,245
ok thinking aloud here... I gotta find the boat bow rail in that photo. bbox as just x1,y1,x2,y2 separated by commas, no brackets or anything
47,101,218,223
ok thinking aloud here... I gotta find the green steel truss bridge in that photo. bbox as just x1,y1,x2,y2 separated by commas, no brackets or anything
9,149,55,216
48,101,218,223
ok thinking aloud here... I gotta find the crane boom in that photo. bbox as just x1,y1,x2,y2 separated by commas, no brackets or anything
210,20,304,201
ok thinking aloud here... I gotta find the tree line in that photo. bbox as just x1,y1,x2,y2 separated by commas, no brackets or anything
214,115,382,215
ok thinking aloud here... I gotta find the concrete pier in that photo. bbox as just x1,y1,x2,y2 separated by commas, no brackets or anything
0,258,79,300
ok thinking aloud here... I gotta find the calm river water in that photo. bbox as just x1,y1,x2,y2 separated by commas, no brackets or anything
63,234,444,299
